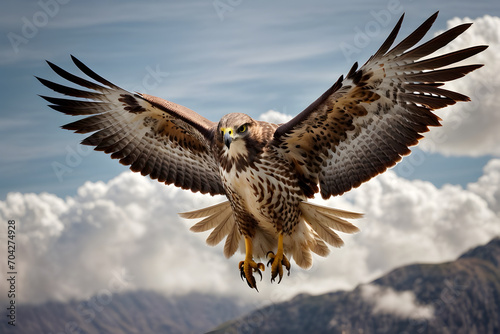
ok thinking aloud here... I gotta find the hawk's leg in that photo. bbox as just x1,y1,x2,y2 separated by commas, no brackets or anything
267,233,291,283
238,236,265,291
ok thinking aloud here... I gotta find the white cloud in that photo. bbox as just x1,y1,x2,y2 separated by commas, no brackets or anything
1,157,499,305
258,109,293,124
360,284,434,320
468,159,500,214
421,15,500,157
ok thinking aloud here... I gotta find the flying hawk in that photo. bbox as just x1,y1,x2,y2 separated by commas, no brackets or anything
38,12,486,290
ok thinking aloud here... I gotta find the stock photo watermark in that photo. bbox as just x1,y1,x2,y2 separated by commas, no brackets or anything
129,64,170,95
339,0,406,63
43,269,133,334
50,63,169,182
402,276,472,333
52,143,92,183
5,220,17,327
7,0,71,54
213,0,244,21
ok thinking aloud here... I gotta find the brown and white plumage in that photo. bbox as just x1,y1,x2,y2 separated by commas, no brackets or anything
39,12,486,290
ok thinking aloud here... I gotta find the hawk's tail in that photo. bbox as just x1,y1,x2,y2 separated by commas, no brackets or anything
180,201,363,269
179,201,241,259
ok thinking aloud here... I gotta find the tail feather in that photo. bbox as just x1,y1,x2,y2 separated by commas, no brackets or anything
180,201,241,253
308,232,330,257
185,202,232,232
224,223,241,258
299,201,362,248
180,200,363,266
291,242,313,269
303,202,364,219
303,210,344,247
205,208,234,246
179,201,231,219
311,210,360,234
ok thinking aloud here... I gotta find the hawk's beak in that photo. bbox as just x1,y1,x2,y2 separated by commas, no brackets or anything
222,128,233,149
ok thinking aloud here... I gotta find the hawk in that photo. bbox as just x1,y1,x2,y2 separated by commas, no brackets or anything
38,12,486,290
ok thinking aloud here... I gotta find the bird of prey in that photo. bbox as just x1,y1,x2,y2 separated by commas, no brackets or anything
38,12,486,290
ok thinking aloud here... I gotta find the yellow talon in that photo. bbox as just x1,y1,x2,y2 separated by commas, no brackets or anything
239,237,264,291
267,233,291,283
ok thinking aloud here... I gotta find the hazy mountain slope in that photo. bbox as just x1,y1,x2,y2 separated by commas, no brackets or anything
1,291,252,334
211,238,500,334
3,239,498,334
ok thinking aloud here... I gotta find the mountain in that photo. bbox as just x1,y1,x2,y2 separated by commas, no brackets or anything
0,291,253,334
211,238,500,334
3,238,498,334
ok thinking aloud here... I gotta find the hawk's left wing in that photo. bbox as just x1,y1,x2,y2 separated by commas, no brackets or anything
272,12,487,199
38,56,225,195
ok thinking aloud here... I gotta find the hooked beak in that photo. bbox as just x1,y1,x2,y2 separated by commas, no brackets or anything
222,129,233,149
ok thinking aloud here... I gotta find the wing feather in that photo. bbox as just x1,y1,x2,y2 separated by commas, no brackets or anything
39,56,224,195
273,12,487,198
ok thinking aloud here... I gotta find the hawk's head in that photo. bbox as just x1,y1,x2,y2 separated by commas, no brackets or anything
217,113,256,151
215,113,265,172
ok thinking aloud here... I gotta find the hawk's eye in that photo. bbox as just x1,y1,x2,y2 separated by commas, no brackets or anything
237,124,247,133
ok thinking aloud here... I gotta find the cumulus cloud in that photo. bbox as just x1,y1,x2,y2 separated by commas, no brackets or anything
421,15,500,157
258,109,293,124
0,175,233,304
468,159,500,214
360,284,434,319
1,159,499,305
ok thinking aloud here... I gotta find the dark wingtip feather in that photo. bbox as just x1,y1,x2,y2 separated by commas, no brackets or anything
387,11,439,56
346,62,358,79
37,76,104,99
370,13,405,60
404,64,484,83
70,55,119,89
399,22,474,61
45,59,107,92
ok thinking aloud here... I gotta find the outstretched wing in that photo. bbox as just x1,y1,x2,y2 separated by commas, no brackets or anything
38,56,225,195
272,12,487,199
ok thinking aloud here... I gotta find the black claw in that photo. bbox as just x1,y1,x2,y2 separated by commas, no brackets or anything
239,262,261,291
256,269,262,281
267,251,275,267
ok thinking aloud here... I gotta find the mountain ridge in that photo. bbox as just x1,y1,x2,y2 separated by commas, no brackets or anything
211,237,500,333
1,238,498,333
0,290,253,334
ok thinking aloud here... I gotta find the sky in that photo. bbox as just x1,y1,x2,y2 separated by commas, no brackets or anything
1,0,500,315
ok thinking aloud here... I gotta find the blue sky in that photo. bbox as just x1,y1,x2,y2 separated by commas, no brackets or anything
1,0,500,306
1,0,499,199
